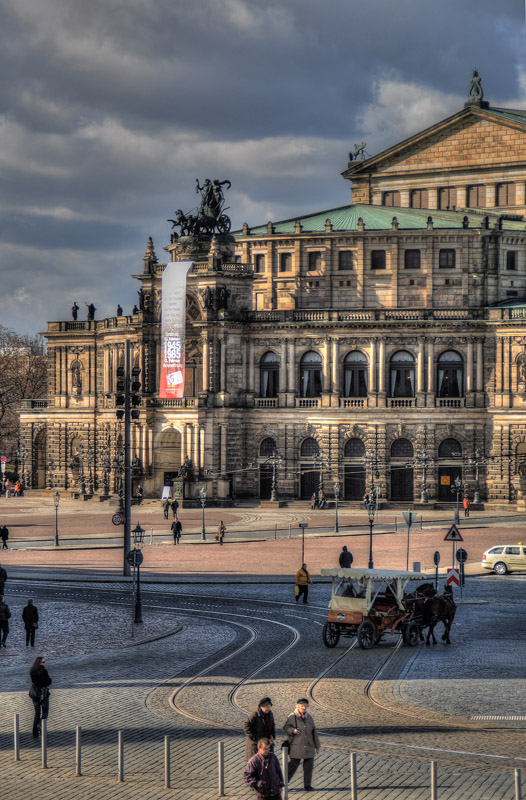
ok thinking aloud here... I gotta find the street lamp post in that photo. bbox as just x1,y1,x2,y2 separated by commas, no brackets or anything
270,453,283,502
366,499,376,569
53,491,60,547
132,522,145,624
451,475,464,524
199,487,207,540
333,481,340,533
467,449,487,505
47,457,55,490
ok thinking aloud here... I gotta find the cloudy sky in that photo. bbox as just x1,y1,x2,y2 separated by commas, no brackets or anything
1,0,525,335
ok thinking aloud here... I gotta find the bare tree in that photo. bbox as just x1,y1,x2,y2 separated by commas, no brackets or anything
0,326,47,457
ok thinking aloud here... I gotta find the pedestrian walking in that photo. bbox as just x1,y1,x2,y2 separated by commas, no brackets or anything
135,484,143,505
23,599,39,647
29,656,52,738
338,545,353,568
244,738,284,800
283,698,321,792
310,492,318,510
243,697,276,761
217,520,226,545
4,478,12,498
0,562,7,596
463,495,470,517
14,479,22,496
363,492,370,508
171,517,182,544
171,499,179,519
0,594,11,647
317,490,326,509
1,524,9,549
163,498,171,519
294,563,312,605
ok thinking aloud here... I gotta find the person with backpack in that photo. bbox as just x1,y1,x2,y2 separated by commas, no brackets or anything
29,656,52,738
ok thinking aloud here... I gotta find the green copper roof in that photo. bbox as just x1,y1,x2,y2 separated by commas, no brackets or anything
237,203,526,236
488,107,526,126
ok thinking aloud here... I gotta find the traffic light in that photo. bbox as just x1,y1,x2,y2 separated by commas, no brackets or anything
130,366,141,420
116,365,125,420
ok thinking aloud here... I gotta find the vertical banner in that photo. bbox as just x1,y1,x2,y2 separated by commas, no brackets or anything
159,260,193,398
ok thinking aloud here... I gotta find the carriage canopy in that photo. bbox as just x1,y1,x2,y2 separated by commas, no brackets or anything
321,567,427,614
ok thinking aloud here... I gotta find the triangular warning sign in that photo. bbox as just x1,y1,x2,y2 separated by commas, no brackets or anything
444,524,463,542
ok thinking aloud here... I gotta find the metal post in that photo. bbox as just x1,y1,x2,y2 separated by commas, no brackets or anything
274,523,277,539
117,730,124,782
282,745,289,800
76,726,82,776
288,522,291,538
516,768,522,800
13,713,20,761
218,740,225,796
350,751,357,800
430,760,437,800
41,718,47,769
134,561,143,623
164,736,171,789
123,340,132,576
302,527,305,564
55,505,59,546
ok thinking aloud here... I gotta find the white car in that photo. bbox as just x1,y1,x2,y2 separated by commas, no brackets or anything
481,544,526,575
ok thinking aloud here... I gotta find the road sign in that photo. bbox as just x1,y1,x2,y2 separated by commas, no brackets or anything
299,523,308,528
456,548,468,563
444,523,463,542
126,549,144,567
0,456,6,462
0,463,5,474
403,511,416,528
446,568,460,587
433,550,441,566
112,513,124,526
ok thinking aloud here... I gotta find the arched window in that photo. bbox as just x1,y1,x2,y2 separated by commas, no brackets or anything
344,438,365,458
438,439,462,458
300,351,322,398
260,438,276,457
391,439,414,458
389,350,415,397
437,350,463,397
343,351,368,397
300,438,320,458
516,442,526,474
260,351,280,397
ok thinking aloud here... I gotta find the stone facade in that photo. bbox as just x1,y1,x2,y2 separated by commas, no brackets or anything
18,90,526,506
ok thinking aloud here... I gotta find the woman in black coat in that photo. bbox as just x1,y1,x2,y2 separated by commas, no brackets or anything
243,697,276,761
29,656,52,738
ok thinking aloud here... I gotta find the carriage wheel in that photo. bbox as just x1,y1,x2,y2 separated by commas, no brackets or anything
322,623,340,648
357,620,376,649
218,214,231,233
403,621,420,647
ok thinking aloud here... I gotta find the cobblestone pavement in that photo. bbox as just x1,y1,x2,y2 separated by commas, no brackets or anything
0,576,525,799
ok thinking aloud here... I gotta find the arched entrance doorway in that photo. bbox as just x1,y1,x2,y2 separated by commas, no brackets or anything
155,429,182,495
299,438,320,500
390,438,414,501
343,438,366,500
259,437,276,499
438,438,462,501
34,430,47,489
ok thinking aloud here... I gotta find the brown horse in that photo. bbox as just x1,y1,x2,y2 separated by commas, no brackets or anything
404,583,456,645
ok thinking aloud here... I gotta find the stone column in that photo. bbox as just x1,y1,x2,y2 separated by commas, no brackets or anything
467,339,474,393
200,426,205,471
249,340,255,393
281,340,287,393
332,339,339,395
369,339,376,392
417,340,424,393
220,334,226,394
378,339,386,393
428,189,438,210
181,425,187,464
288,339,295,395
456,187,467,207
201,333,209,392
193,425,200,469
186,424,192,460
476,339,484,392
322,338,330,391
220,424,227,474
427,337,435,396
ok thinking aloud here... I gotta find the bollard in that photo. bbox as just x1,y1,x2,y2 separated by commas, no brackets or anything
218,740,225,796
430,760,437,800
164,736,171,789
395,516,397,532
75,726,82,777
13,713,20,762
117,730,124,782
350,751,357,799
41,718,48,769
289,522,292,538
274,523,277,540
282,744,289,800
516,768,523,800
150,527,154,545
420,514,423,530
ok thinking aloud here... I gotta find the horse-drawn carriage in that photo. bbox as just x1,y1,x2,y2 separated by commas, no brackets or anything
321,567,428,649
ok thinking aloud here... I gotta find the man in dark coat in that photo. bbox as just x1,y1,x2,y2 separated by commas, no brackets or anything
171,499,179,519
22,598,39,647
243,738,283,800
339,546,353,568
171,518,182,544
1,525,9,549
243,697,276,761
163,499,171,519
0,594,11,647
0,562,7,595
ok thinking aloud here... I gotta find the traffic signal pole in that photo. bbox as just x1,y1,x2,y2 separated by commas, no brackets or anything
123,339,132,577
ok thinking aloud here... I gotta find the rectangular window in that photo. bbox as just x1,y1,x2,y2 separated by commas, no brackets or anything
338,251,354,270
468,185,486,207
411,189,429,209
371,250,386,270
383,191,400,207
439,187,456,210
506,290,518,297
404,249,421,269
279,253,292,272
497,182,516,207
308,251,322,270
506,251,517,270
439,249,456,269
254,254,265,273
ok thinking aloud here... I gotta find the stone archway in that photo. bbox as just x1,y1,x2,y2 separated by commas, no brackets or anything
34,429,47,489
154,428,183,495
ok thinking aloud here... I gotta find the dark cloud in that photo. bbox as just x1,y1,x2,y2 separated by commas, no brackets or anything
0,0,524,334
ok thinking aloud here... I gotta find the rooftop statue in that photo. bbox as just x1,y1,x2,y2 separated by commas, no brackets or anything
168,179,232,238
348,141,368,161
468,69,483,102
